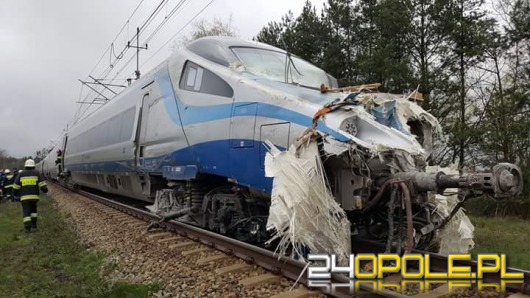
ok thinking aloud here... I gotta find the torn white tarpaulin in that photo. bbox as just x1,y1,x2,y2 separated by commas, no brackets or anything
426,166,475,255
264,139,351,264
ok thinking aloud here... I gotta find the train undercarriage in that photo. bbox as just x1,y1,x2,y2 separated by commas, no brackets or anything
57,93,524,258
143,145,522,256
146,177,271,243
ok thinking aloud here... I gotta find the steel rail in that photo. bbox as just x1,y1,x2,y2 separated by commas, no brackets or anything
58,184,530,297
66,187,403,298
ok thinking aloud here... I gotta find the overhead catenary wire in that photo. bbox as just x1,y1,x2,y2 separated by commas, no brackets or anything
86,0,146,78
141,0,215,68
114,0,193,75
143,0,189,44
95,0,169,81
74,0,216,125
111,0,213,83
81,0,167,93
82,0,182,94
74,0,170,123
74,0,147,124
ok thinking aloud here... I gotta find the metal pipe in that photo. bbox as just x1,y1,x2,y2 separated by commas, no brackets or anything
398,182,414,254
392,163,523,198
385,186,396,253
362,179,399,213
160,206,198,221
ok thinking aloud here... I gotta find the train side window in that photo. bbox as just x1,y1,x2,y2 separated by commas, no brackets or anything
179,61,233,98
119,107,136,141
108,115,120,143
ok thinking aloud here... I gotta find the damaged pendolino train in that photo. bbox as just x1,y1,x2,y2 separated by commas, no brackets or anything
42,37,523,252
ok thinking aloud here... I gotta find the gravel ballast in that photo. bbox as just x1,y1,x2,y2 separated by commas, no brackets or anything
49,185,318,298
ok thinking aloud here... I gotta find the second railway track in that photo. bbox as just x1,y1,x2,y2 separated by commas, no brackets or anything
50,183,530,298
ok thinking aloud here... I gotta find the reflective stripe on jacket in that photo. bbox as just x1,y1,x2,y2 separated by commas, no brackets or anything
3,174,14,188
13,169,48,201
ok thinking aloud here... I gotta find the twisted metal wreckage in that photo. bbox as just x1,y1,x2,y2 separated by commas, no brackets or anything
40,36,521,264
264,84,523,264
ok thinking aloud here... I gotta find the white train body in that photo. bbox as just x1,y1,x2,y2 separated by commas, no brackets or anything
40,36,522,249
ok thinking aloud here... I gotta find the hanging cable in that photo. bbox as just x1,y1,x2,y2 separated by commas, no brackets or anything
143,0,189,44
86,0,146,77
141,0,215,68
72,0,146,124
74,0,215,124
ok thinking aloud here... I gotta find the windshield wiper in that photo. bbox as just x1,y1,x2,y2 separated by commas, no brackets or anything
284,52,302,84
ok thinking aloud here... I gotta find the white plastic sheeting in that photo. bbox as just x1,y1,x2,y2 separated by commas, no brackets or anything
427,166,475,255
264,139,351,264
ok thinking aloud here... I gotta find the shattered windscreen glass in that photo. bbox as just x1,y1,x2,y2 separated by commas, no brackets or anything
231,47,330,88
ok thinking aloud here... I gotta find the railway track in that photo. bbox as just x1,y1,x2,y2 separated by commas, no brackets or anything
50,183,530,298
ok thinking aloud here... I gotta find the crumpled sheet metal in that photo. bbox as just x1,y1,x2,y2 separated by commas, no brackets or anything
329,94,430,156
353,92,442,134
426,165,475,255
264,140,351,264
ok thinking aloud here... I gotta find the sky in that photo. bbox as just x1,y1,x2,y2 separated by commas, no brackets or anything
0,0,325,158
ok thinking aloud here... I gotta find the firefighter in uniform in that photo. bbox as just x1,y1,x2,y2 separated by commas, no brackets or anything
2,169,15,201
0,169,5,199
12,159,48,233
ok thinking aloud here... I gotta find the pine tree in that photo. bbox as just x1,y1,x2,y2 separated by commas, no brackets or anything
436,0,495,170
355,0,414,91
478,0,530,193
405,0,452,108
255,11,296,51
289,1,327,65
321,0,358,85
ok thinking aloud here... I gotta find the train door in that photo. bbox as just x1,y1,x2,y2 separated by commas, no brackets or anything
229,103,259,186
135,91,152,168
61,135,67,172
174,61,234,177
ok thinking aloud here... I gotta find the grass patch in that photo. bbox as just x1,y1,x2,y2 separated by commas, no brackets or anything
469,215,530,270
0,198,159,298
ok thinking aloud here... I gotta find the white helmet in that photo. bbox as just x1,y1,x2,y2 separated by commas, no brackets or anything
4,169,10,174
24,159,36,168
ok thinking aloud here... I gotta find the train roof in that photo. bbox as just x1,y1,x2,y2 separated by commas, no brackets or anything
185,36,287,67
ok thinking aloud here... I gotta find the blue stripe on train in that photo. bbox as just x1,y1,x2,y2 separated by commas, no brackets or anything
67,139,278,193
155,69,349,142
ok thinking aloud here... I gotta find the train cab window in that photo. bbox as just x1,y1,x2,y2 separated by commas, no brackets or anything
180,61,234,98
186,67,198,88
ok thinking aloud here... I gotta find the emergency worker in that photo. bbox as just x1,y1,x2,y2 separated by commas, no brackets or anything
12,159,48,233
0,169,4,197
55,149,63,176
3,169,15,200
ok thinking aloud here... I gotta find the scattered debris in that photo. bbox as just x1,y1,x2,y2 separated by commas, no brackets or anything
427,165,475,255
264,136,351,265
264,89,478,259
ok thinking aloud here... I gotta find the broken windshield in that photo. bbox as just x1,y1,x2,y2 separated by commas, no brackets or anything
231,47,331,89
